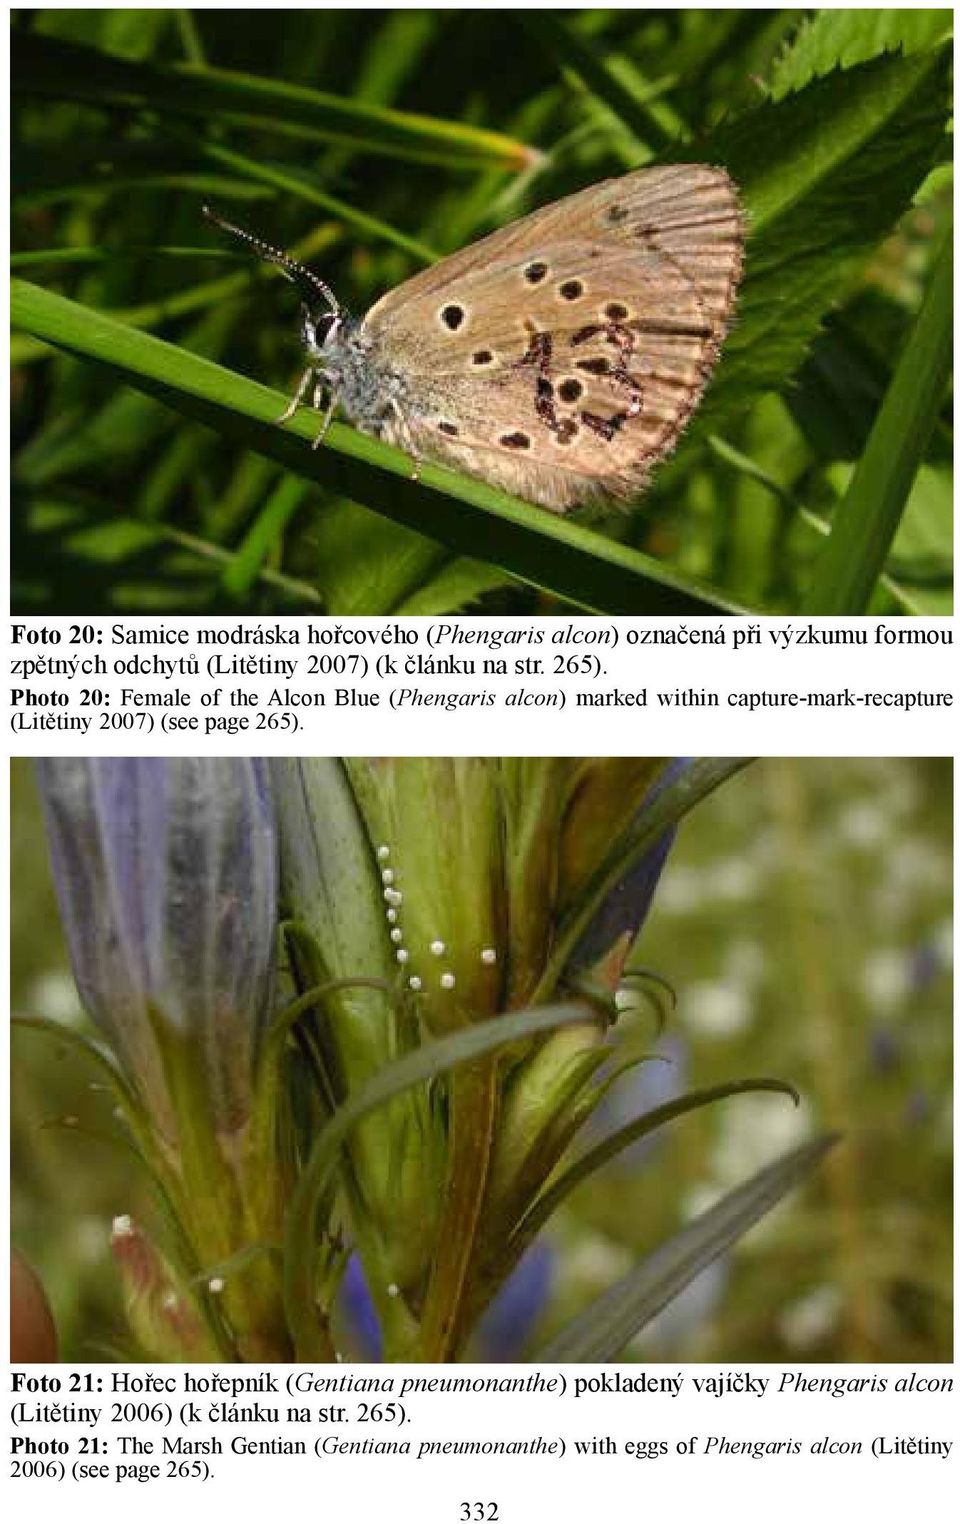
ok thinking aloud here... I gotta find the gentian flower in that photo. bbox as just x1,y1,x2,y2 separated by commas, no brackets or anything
36,758,289,1360
27,752,774,1365
36,757,277,1137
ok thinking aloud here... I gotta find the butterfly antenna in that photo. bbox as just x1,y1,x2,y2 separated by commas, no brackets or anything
202,204,340,313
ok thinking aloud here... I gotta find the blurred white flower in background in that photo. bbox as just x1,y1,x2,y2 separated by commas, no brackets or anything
779,1283,842,1350
837,801,887,849
26,971,84,1027
656,863,706,916
682,980,755,1038
859,948,912,1013
682,1094,814,1252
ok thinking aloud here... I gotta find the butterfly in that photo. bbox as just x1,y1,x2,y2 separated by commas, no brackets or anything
204,164,743,514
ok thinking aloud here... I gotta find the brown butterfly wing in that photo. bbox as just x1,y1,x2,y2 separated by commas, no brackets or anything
362,165,743,512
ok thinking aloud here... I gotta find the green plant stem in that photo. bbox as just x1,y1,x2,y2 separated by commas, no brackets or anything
153,1016,293,1361
418,1060,500,1361
282,1003,591,1359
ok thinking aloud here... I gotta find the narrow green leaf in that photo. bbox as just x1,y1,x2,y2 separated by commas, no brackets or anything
11,281,743,615
13,1013,145,1124
518,14,684,149
514,1078,799,1253
803,223,952,613
190,1242,280,1285
538,1134,838,1361
706,435,920,615
10,246,233,270
283,1001,597,1358
188,133,438,264
12,31,539,171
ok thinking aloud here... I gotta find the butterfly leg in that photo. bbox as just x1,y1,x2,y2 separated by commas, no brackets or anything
276,366,316,426
310,390,337,451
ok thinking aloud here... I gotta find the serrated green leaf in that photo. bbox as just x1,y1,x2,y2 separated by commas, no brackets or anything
691,46,951,430
770,9,952,98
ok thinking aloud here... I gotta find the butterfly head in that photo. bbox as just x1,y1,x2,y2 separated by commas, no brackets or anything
299,306,349,363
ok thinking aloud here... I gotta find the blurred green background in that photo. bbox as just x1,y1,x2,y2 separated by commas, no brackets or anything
11,8,953,615
11,758,952,1362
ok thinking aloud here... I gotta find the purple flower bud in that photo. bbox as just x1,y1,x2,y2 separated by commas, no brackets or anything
36,758,277,1134
572,758,693,973
338,1253,384,1362
476,1241,554,1360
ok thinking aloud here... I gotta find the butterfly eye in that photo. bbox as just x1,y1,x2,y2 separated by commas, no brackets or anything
313,312,338,345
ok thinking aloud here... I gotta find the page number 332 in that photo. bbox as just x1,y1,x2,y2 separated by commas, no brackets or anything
460,1505,499,1521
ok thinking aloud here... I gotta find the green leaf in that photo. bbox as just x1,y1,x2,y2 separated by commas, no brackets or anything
513,1077,800,1252
282,1001,598,1358
12,31,540,171
691,46,951,430
803,222,952,613
13,1013,147,1132
770,9,953,97
306,497,446,614
11,280,742,615
517,14,685,150
189,133,438,265
538,1134,838,1361
394,557,518,616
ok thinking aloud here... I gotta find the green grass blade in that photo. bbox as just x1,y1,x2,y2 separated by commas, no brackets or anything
706,435,921,614
538,1135,838,1362
221,476,308,600
518,14,685,149
12,31,540,171
803,223,952,614
185,133,438,264
11,280,744,614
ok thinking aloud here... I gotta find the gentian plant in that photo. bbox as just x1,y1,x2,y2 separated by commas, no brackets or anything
21,756,833,1363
